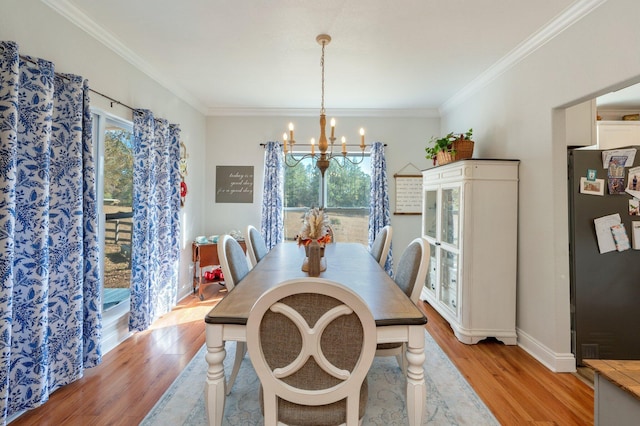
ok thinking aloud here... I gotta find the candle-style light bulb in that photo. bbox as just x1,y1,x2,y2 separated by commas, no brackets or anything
289,122,294,143
341,136,347,155
283,132,288,153
310,137,315,155
359,128,365,149
330,118,336,139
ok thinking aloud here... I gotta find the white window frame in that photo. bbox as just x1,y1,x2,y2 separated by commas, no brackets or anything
91,108,134,353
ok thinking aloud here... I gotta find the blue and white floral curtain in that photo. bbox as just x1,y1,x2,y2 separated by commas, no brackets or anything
368,141,393,276
0,41,101,423
128,110,181,332
261,141,284,249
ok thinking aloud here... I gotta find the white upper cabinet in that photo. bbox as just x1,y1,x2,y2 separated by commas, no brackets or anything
421,160,519,345
597,121,640,149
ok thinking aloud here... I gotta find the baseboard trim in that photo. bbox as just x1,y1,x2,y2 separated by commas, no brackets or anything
101,300,132,354
517,327,576,373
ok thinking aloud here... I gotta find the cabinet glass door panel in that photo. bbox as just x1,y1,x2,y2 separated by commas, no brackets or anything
439,250,458,312
440,187,460,247
423,189,438,239
424,242,437,294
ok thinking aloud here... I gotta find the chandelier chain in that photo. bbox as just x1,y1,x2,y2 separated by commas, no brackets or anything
320,41,325,114
282,33,368,191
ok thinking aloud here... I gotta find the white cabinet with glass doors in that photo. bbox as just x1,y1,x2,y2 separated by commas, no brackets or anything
421,160,519,345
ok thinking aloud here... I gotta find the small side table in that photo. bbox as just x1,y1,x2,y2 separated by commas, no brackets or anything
584,359,640,426
192,240,246,300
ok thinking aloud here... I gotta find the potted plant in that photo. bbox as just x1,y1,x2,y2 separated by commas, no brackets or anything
425,128,474,166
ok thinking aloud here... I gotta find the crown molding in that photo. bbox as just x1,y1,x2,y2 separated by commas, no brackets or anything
440,0,608,114
42,0,437,119
43,0,604,119
41,0,208,115
206,107,440,118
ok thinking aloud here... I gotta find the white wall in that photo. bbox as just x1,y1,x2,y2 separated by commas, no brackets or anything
10,0,628,374
0,0,439,309
0,0,208,300
205,115,440,269
440,0,640,371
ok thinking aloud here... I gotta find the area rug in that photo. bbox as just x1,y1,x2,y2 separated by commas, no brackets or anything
140,330,498,425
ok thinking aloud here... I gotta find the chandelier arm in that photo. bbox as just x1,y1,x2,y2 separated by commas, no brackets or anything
284,153,314,168
285,150,366,170
285,143,371,151
338,153,366,166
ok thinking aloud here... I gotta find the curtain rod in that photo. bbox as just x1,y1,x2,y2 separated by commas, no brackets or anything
15,53,137,113
12,49,181,126
88,88,137,112
18,53,71,83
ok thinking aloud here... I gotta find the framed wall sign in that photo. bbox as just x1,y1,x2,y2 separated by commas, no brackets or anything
215,166,254,203
393,163,423,215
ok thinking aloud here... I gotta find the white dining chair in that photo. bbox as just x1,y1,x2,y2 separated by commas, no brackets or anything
245,224,268,268
370,225,392,268
375,236,429,373
217,234,251,395
246,278,377,426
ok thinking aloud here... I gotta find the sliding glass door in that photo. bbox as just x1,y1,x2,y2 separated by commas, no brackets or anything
92,110,134,315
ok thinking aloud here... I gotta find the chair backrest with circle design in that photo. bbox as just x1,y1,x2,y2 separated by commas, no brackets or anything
246,278,377,426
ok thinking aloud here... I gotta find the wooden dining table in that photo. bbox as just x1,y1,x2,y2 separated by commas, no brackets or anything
203,242,428,425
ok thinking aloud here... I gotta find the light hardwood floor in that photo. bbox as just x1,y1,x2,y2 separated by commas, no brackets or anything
417,301,593,425
11,283,593,425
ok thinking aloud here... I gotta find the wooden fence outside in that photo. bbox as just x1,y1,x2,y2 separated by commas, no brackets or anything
105,212,133,267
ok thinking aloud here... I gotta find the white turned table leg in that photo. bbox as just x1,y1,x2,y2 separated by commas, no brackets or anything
405,325,426,426
205,324,226,426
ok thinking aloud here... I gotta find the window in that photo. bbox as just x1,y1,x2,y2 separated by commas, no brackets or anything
92,111,134,313
283,155,371,244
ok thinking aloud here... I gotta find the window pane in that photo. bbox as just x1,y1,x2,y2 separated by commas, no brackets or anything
283,154,370,245
102,122,134,311
440,187,460,247
283,157,319,243
326,156,371,207
283,157,320,208
325,156,370,244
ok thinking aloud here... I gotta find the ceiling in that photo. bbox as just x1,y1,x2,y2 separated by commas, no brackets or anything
45,0,633,116
597,83,640,110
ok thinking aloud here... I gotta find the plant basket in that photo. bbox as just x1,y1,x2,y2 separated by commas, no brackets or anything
436,151,455,165
436,139,475,165
453,139,474,160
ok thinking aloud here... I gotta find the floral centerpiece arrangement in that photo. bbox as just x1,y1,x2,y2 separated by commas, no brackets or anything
296,207,332,246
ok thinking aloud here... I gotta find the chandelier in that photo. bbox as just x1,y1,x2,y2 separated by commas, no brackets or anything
282,34,367,177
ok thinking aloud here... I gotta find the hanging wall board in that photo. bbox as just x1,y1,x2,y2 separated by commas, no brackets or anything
215,166,254,203
394,163,423,215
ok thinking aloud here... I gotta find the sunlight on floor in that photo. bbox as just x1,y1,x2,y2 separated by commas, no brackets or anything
149,282,226,330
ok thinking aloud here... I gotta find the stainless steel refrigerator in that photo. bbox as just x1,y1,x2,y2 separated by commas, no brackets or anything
568,146,640,365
